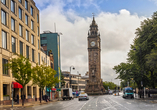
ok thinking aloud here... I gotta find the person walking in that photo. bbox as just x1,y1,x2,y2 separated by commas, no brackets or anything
17,94,19,104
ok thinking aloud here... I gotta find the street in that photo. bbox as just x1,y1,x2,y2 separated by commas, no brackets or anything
1,92,157,110
29,93,157,110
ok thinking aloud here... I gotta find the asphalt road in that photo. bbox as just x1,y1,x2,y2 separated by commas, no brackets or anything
2,92,157,110
31,92,157,110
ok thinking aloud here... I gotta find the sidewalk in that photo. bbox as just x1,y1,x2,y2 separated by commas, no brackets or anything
134,93,157,103
0,99,59,109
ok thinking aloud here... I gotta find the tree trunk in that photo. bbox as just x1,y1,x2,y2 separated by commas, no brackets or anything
151,70,155,89
40,88,42,103
22,89,24,106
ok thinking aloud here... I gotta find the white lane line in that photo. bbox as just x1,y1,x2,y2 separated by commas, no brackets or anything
126,102,131,104
96,96,99,106
79,97,94,110
108,97,129,110
101,99,117,110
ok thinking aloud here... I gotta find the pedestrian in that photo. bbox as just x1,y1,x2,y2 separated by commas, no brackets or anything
17,94,19,104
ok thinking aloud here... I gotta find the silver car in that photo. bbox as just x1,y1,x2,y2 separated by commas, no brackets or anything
78,93,89,101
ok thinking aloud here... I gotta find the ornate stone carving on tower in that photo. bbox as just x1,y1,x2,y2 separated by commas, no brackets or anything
85,16,105,95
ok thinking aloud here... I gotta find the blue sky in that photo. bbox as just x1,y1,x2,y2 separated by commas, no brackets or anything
35,0,157,18
34,0,157,84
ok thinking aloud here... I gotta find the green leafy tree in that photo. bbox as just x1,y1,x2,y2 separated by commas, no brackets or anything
113,11,157,89
45,66,59,90
32,64,59,103
103,81,117,90
7,56,32,106
60,72,65,88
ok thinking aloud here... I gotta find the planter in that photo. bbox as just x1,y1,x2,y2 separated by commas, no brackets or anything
3,96,10,101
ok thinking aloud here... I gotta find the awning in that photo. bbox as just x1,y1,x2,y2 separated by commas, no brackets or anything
51,88,56,91
12,82,23,88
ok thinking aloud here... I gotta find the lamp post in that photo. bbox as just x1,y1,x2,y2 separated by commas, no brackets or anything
70,66,75,88
134,46,143,98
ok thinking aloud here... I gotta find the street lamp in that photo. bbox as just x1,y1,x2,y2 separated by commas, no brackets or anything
134,46,144,98
70,66,75,88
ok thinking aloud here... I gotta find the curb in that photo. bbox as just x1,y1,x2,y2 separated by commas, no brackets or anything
0,99,59,109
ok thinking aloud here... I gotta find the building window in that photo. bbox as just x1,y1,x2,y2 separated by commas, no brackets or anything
2,30,7,49
30,6,33,16
19,7,22,20
11,18,15,31
19,24,22,36
32,49,34,62
26,30,29,41
2,58,8,75
12,36,16,53
19,24,22,37
25,14,28,25
37,27,39,36
37,14,39,23
38,53,40,65
31,35,34,45
18,0,21,2
20,41,23,56
31,20,34,30
26,45,29,59
11,0,15,13
38,40,39,49
1,0,6,5
3,84,7,95
25,0,28,10
1,10,6,25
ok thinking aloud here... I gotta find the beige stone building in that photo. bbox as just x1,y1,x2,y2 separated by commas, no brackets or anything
62,71,88,92
0,0,50,105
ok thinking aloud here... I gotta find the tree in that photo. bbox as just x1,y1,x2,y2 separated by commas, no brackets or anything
60,72,65,88
113,11,157,89
7,56,32,106
32,64,59,103
103,81,117,90
45,66,59,91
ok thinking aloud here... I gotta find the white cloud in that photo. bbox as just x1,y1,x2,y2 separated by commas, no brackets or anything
35,0,146,84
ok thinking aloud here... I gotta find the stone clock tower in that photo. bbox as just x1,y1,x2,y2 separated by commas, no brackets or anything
85,16,105,95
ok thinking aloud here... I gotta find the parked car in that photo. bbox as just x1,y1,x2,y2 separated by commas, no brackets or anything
108,90,113,95
78,93,89,101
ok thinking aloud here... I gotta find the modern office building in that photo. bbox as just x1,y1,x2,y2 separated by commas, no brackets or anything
40,31,62,88
0,0,50,105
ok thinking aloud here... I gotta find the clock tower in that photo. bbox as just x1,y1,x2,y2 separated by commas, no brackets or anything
85,16,105,94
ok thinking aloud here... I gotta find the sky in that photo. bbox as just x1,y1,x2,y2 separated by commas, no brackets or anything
34,0,157,85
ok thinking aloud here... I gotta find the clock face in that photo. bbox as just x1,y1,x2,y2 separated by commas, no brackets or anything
90,41,96,47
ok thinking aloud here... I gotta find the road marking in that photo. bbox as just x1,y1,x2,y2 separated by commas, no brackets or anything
108,97,129,110
126,102,131,104
89,105,91,106
79,97,94,110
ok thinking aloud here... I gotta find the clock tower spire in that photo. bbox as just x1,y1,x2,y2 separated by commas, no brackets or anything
85,15,105,95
